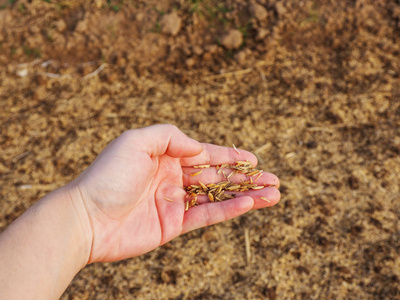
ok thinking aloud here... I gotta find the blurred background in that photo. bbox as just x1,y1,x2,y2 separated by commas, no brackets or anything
1,0,400,298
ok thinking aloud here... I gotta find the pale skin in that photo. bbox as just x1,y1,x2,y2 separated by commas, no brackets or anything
0,124,280,299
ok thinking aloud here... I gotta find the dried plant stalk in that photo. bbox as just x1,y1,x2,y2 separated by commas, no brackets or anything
244,227,251,264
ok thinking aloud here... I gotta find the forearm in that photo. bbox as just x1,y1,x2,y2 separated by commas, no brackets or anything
0,185,92,300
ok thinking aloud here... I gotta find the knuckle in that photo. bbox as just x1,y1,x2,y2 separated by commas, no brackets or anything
119,129,135,140
165,123,179,133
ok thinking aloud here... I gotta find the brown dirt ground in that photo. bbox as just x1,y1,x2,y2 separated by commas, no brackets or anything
1,0,400,299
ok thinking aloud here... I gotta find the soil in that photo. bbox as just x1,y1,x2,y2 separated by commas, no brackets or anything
1,0,400,299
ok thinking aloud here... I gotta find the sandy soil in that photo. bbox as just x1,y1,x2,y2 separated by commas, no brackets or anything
1,0,400,299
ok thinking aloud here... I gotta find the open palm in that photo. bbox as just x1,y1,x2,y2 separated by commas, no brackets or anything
73,125,280,263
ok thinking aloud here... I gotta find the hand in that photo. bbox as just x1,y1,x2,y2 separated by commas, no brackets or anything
70,124,280,263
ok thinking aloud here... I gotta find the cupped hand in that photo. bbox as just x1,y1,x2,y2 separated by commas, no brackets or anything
70,124,280,263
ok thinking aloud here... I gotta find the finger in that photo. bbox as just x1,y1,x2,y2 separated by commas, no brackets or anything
180,143,257,167
183,168,279,187
181,196,254,234
124,124,203,158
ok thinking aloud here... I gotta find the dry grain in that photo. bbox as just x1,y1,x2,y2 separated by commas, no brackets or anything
163,197,174,202
190,170,203,176
184,161,268,210
260,197,271,203
233,144,240,154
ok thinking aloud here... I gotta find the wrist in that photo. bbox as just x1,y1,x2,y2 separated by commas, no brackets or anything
62,183,94,268
0,184,94,299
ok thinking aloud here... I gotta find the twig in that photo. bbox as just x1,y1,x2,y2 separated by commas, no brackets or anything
13,151,31,161
244,227,251,264
254,142,272,155
83,64,106,79
16,59,42,68
307,127,335,133
41,60,53,68
204,68,253,80
203,60,272,80
17,183,59,191
43,72,62,78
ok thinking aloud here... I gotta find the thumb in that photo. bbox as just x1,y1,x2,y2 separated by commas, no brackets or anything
127,124,203,158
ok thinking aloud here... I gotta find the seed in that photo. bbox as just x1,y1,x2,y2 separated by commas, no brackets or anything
264,184,278,188
247,170,261,176
254,173,263,182
208,188,216,195
260,197,271,203
235,160,249,165
193,165,211,169
226,184,241,191
221,193,235,200
199,181,207,190
251,186,265,190
163,197,174,202
245,183,257,188
189,197,198,208
233,144,240,154
226,170,236,179
208,192,214,202
183,160,268,211
190,170,203,176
